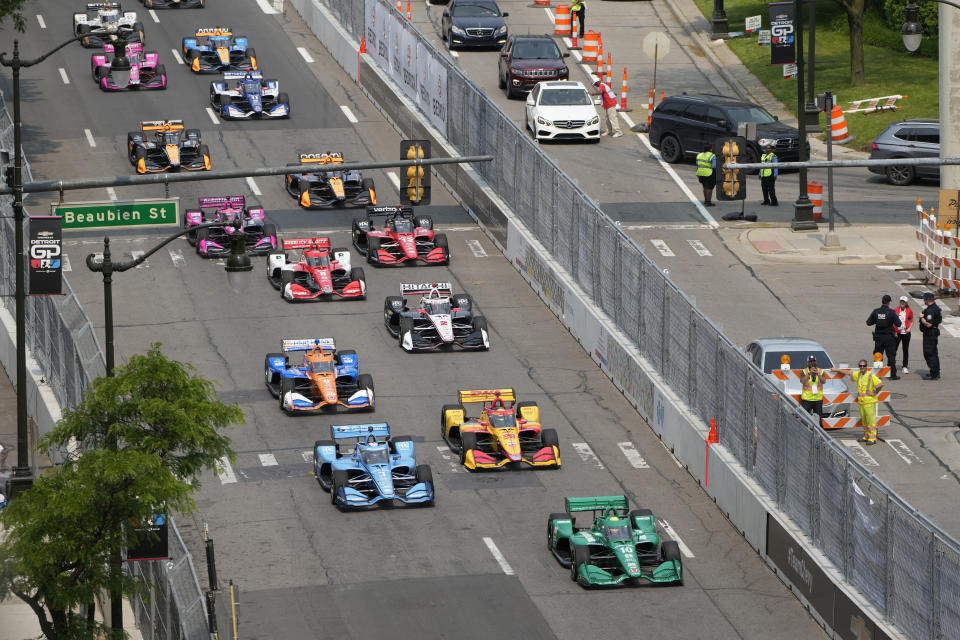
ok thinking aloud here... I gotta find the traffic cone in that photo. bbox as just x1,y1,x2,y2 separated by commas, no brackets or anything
659,88,664,104
646,84,654,126
829,104,854,144
707,418,719,444
406,0,411,20
605,52,612,84
596,35,603,79
396,0,401,11
570,14,580,49
617,67,631,112
359,37,367,54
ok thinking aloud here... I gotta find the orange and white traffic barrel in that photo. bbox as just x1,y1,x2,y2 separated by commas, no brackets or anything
554,5,572,36
808,181,823,220
581,30,599,63
829,104,854,144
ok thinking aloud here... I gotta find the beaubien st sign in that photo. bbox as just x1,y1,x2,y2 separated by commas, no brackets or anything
50,198,180,231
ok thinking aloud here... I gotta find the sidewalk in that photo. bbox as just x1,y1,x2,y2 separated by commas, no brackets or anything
723,223,918,265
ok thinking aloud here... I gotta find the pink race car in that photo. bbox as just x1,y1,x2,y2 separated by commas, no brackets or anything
91,42,167,91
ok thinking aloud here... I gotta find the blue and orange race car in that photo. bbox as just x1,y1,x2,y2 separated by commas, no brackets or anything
265,339,374,415
181,27,256,74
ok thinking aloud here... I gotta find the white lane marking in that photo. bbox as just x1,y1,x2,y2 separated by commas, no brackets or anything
436,445,462,473
617,442,649,469
149,9,160,23
59,68,70,85
886,439,922,465
688,239,712,257
218,456,238,484
168,248,185,267
450,50,459,58
842,440,879,467
482,537,515,575
571,442,604,469
650,239,675,257
84,129,96,147
171,48,184,65
131,250,147,268
632,131,719,229
245,176,262,196
624,223,713,230
301,450,313,464
259,453,279,466
658,439,684,469
106,187,118,201
61,254,72,272
297,47,315,63
658,519,696,558
205,107,220,125
256,0,280,13
340,105,359,123
466,239,487,258
36,15,46,29
387,171,400,191
544,8,555,23
875,265,900,270
561,37,583,61
581,63,597,80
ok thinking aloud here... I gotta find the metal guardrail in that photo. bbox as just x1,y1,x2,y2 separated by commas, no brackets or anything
347,1,960,637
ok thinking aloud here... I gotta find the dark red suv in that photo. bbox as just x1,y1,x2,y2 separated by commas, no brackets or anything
498,35,570,99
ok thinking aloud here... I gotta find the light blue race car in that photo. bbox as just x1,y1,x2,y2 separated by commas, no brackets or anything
314,423,436,509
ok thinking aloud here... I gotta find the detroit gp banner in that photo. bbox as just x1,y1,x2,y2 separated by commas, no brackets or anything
29,216,62,295
768,2,795,65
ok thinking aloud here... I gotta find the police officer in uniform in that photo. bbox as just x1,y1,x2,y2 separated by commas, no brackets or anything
866,294,901,379
919,291,942,380
799,355,824,419
696,143,716,207
759,144,778,206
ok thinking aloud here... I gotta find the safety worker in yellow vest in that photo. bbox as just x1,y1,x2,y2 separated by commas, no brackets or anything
798,355,824,419
571,0,586,38
695,143,716,207
831,360,884,445
759,143,778,206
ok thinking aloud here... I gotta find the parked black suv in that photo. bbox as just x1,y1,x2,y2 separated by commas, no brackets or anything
867,118,939,186
648,93,802,166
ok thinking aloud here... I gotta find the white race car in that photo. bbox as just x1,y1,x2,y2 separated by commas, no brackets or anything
74,3,144,48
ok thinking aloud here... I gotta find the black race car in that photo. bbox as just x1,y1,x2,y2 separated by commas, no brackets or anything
284,153,376,209
126,120,211,174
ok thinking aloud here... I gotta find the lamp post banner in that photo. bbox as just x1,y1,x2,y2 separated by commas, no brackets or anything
28,216,62,296
768,2,795,65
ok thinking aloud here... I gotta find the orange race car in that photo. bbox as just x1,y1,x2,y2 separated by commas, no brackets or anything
441,389,561,471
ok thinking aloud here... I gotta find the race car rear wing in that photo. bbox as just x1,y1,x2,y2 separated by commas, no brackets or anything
281,338,335,352
141,119,184,132
223,70,263,80
198,196,245,208
564,496,630,515
87,2,120,8
458,389,516,405
282,237,331,251
400,282,453,296
196,27,233,37
298,152,343,164
330,423,391,441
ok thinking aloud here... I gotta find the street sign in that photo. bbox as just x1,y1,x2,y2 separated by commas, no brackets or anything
642,32,671,60
51,198,180,231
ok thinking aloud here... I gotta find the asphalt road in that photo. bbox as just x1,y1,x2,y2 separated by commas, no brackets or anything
0,1,829,638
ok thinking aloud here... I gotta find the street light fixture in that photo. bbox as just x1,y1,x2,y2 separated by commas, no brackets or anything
901,3,924,51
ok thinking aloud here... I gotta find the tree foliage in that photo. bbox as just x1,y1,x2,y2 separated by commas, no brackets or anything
0,344,242,639
0,0,30,32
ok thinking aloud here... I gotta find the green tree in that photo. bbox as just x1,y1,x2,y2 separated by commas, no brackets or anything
0,344,242,639
831,0,867,85
0,0,31,32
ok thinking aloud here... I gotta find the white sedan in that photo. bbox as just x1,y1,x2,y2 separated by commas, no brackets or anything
524,81,601,142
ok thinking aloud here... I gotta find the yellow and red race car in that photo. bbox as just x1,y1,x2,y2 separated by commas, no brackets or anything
441,389,561,471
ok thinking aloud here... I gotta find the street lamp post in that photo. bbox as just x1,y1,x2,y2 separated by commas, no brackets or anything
791,0,818,231
0,31,125,500
711,0,730,38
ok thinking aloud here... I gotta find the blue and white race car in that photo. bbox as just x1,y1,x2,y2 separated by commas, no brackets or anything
264,338,374,414
209,71,289,120
314,423,435,509
181,27,256,74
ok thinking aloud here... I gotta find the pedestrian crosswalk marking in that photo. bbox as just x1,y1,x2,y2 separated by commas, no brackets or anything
687,239,712,257
650,239,675,257
842,440,879,467
217,456,237,484
571,442,604,469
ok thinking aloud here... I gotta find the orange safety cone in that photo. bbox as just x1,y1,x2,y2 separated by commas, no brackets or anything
605,52,612,85
396,0,401,12
829,104,854,144
705,418,718,487
570,14,580,49
618,67,631,112
596,36,603,79
359,37,367,54
406,0,412,19
659,88,664,104
646,84,654,126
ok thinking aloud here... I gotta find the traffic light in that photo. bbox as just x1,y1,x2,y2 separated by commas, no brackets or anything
714,136,747,201
400,139,431,206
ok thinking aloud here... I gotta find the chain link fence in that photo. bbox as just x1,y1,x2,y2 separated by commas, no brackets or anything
356,2,960,636
0,90,208,639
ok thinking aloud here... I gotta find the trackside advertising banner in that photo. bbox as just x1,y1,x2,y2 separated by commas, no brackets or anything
29,216,62,295
366,0,447,135
768,2,795,65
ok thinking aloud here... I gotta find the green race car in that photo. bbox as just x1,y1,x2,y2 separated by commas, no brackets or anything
548,496,683,587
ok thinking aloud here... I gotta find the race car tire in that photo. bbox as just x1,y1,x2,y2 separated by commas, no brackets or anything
414,464,435,505
399,317,415,348
451,293,472,311
540,428,559,450
78,24,92,48
332,246,349,256
515,400,539,420
94,65,108,81
629,508,654,520
471,315,487,332
127,138,142,164
459,432,478,466
144,0,154,7
185,128,202,142
154,64,167,87
658,134,683,164
331,469,349,506
134,22,145,44
417,216,434,231
198,144,212,170
548,512,575,558
280,269,295,289
335,349,356,365
661,541,683,584
195,227,210,255
314,439,335,488
245,48,257,67
262,223,278,247
279,375,296,410
181,38,192,58
384,296,404,331
441,404,466,445
276,92,291,114
133,146,148,171
389,435,412,454
264,353,285,390
571,545,590,582
366,237,381,264
350,267,366,285
357,373,375,396
433,233,450,263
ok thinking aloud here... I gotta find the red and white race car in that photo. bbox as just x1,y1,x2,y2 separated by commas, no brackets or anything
266,237,365,302
351,205,449,266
